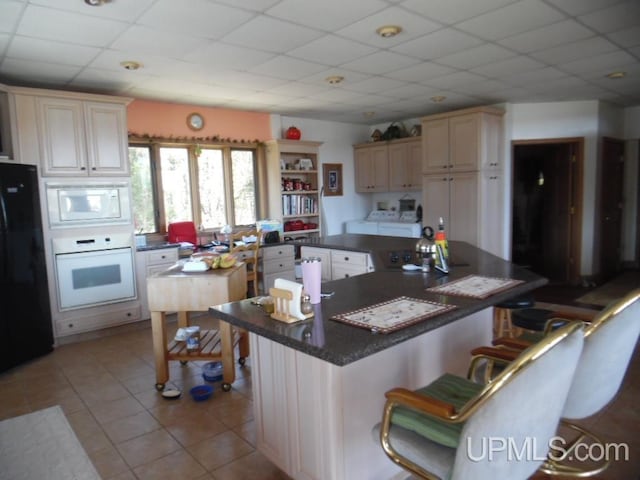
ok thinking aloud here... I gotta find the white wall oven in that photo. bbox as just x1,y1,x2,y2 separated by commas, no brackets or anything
53,233,136,310
45,181,131,228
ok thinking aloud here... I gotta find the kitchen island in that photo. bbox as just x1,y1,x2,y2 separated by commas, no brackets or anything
209,235,546,480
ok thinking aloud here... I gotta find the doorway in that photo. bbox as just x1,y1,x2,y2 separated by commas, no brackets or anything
599,137,625,281
512,139,583,285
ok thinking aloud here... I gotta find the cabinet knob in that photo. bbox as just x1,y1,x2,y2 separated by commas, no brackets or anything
80,166,86,170
344,256,349,261
91,167,97,170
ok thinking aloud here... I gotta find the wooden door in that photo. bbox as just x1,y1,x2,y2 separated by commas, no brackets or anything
599,138,625,281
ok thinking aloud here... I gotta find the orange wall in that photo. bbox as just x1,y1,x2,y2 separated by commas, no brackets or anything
127,99,272,141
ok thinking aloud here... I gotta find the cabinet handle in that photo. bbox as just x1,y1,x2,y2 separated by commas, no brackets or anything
344,256,349,261
161,255,166,259
91,167,97,170
345,274,350,278
80,166,86,170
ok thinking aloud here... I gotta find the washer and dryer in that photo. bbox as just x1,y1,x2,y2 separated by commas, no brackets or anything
345,210,423,238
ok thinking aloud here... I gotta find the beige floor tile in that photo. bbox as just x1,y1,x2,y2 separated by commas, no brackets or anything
88,444,131,479
133,449,207,480
188,430,254,471
164,411,228,447
105,471,138,480
209,397,254,429
211,451,292,480
102,410,162,443
89,395,146,424
233,419,257,447
116,428,182,469
67,409,113,454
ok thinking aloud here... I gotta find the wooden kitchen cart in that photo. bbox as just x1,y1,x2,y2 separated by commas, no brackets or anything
147,263,248,391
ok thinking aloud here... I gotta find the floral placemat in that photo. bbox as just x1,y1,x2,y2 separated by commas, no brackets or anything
330,296,456,334
425,274,524,299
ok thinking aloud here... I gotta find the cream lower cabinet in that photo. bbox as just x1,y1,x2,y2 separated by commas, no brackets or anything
300,246,372,281
250,308,493,479
260,244,296,294
136,247,179,320
422,172,478,246
478,170,504,257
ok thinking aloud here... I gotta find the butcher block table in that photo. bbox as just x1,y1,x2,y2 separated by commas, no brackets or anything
147,262,247,391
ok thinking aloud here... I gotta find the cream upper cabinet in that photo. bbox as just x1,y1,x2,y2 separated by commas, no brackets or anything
354,143,388,192
388,137,421,191
37,97,129,176
422,107,504,174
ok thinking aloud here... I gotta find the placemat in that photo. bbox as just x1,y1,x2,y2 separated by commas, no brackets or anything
331,296,456,334
425,274,524,299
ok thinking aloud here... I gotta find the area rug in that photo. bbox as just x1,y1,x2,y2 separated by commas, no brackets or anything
575,271,640,307
0,406,100,480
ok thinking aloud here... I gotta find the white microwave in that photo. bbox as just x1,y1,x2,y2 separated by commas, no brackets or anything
46,182,132,228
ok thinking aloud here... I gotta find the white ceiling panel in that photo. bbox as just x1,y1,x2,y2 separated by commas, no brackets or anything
287,35,376,66
497,19,594,53
455,0,566,40
391,28,484,61
335,6,442,47
6,36,100,66
400,0,518,25
136,0,255,40
221,15,323,53
17,4,127,47
266,0,388,31
0,0,637,124
339,50,421,75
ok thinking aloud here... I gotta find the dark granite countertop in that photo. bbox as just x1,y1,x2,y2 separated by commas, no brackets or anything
136,242,180,252
209,235,546,366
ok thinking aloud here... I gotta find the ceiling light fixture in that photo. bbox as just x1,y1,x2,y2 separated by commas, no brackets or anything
325,75,344,85
363,111,376,118
376,25,402,38
84,0,106,5
430,95,446,103
606,71,626,79
120,60,142,71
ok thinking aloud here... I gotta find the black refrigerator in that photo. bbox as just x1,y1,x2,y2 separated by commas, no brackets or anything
0,163,53,373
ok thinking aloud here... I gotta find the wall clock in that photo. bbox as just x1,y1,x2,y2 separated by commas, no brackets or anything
187,112,204,131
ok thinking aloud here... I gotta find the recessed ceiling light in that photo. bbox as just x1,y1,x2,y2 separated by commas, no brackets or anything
325,75,344,85
120,61,142,71
84,0,106,5
430,95,446,103
376,25,402,38
606,71,626,79
363,111,376,118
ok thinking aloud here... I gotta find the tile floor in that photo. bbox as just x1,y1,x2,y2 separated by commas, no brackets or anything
0,311,637,480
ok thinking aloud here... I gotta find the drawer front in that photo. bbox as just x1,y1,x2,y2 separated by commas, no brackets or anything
146,248,178,265
263,244,294,261
330,249,368,267
147,263,174,277
234,250,259,263
55,304,141,337
262,256,294,275
331,263,368,280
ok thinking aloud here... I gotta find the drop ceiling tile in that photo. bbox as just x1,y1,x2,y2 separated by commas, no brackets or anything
69,68,151,94
457,79,520,95
136,0,255,40
400,0,518,25
377,82,442,99
497,19,594,53
249,56,328,80
502,66,569,86
0,1,24,33
110,25,203,58
298,68,369,86
391,28,483,60
0,33,9,55
7,36,101,66
339,50,421,75
288,35,376,66
185,42,275,70
606,25,640,47
436,44,516,69
266,0,388,31
455,0,566,41
265,81,331,97
335,6,442,47
544,0,626,16
423,71,488,89
470,56,546,78
208,70,287,90
239,91,301,106
384,62,457,82
0,57,82,84
17,4,128,47
308,88,371,103
342,76,407,94
213,0,281,11
560,50,637,75
530,36,618,64
29,0,156,21
341,93,398,107
222,16,324,54
579,1,640,33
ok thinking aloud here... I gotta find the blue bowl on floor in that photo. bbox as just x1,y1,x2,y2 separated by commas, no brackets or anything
189,384,213,402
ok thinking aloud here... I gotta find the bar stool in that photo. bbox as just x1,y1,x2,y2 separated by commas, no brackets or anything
493,294,535,338
511,307,567,337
